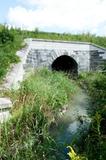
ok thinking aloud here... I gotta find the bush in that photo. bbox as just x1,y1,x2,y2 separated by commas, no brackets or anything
0,26,22,82
0,27,14,44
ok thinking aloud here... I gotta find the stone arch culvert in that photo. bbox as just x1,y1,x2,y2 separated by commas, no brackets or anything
51,55,78,75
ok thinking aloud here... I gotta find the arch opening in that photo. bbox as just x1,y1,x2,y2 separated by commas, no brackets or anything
51,55,78,75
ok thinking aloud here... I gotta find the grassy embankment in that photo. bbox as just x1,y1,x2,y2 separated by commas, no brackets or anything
0,70,106,160
1,70,106,160
77,72,106,160
0,69,79,160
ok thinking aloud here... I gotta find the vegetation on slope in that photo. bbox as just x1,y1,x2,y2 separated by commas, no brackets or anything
0,25,23,81
1,71,106,160
0,69,78,160
77,72,106,160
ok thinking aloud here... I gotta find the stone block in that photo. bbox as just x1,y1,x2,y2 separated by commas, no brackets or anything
0,98,12,110
0,98,12,123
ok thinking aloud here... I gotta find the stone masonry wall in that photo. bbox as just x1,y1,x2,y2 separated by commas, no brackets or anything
25,49,90,73
90,50,106,71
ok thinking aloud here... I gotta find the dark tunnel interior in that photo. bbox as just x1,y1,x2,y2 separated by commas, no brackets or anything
51,55,78,75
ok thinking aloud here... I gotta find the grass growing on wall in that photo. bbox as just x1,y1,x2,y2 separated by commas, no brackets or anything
0,69,78,160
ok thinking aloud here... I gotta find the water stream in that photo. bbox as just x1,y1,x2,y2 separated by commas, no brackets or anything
50,90,91,158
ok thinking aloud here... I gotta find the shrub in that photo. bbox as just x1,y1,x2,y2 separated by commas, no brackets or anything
0,27,14,44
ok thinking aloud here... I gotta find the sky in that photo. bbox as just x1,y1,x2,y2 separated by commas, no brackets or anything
0,0,106,35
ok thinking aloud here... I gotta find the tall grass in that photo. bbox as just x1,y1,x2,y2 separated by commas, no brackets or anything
77,72,106,160
0,69,78,160
78,72,106,108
